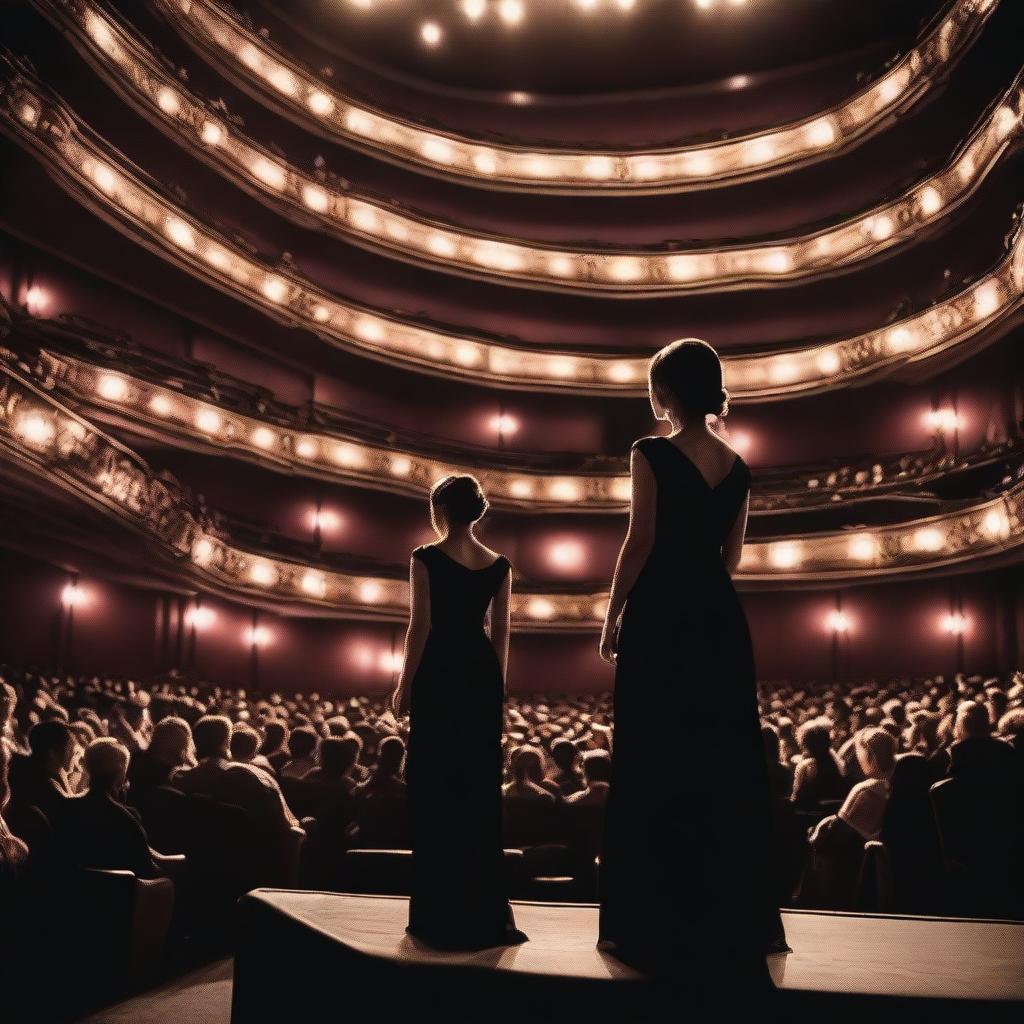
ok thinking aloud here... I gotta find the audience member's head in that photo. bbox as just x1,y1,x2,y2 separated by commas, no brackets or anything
761,722,781,763
288,726,319,761
997,707,1024,743
550,738,578,773
582,749,612,785
854,726,898,781
797,717,833,760
511,745,544,785
192,715,232,760
149,716,196,769
28,720,76,775
230,725,262,764
259,719,288,756
84,737,130,798
954,699,991,742
377,735,405,776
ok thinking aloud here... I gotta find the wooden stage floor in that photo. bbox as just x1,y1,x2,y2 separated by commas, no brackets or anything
231,891,1024,1021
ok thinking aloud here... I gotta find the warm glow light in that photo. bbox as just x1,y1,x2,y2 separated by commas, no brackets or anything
490,413,519,436
191,537,215,565
913,527,945,552
499,0,524,26
816,349,841,375
251,427,276,449
149,394,173,417
200,120,223,146
825,610,851,633
165,217,196,250
307,90,334,116
919,186,942,215
390,456,412,477
252,158,286,190
462,0,486,21
249,561,277,586
302,184,329,212
924,408,962,432
848,534,878,561
420,22,442,46
379,651,404,673
25,286,49,313
246,625,270,647
309,507,341,533
983,509,1010,539
262,277,288,303
940,613,968,635
301,570,327,598
15,413,55,446
770,543,801,568
195,408,222,433
360,580,383,603
548,540,585,570
155,86,180,115
96,374,128,401
973,282,1001,319
548,479,582,502
729,431,752,454
186,606,215,630
61,582,87,609
295,437,318,459
527,598,556,620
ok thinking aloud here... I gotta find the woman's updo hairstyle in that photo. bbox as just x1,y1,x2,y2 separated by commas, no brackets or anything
648,337,729,419
429,474,488,524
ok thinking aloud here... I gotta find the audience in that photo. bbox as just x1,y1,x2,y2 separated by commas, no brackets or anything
58,738,162,879
0,661,1021,929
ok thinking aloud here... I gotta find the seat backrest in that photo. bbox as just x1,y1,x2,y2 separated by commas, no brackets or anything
133,785,189,855
855,840,895,913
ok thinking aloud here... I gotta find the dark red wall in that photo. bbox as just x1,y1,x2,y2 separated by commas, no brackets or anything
1,548,1019,693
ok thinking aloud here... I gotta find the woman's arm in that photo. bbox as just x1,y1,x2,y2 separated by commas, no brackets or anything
391,555,430,717
722,488,750,575
599,446,656,664
489,567,512,687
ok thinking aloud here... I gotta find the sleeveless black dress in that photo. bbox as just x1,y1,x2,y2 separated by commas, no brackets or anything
598,436,788,978
405,544,526,949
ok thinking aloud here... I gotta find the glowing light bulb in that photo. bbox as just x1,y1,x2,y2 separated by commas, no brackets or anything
761,250,793,274
547,256,574,277
360,580,383,603
816,350,841,375
200,120,224,146
825,610,851,633
156,87,180,115
527,598,555,620
379,651,404,673
973,282,1000,319
295,437,318,459
251,427,276,449
261,277,288,303
611,477,632,501
428,233,456,258
249,561,277,586
919,186,942,215
246,625,270,647
499,0,524,26
25,285,49,314
420,22,442,46
308,90,334,117
165,217,196,250
867,216,894,241
983,510,1009,539
349,204,381,233
390,456,412,477
313,304,330,323
584,156,615,180
301,571,327,598
609,258,643,282
608,362,636,383
61,583,86,609
186,606,215,630
886,326,914,353
473,150,498,175
302,184,329,212
309,508,340,533
509,479,534,499
97,374,128,401
940,613,968,635
549,479,581,502
267,66,297,96
252,158,286,190
807,118,836,147
92,163,118,194
490,413,519,436
149,394,173,417
191,537,214,565
18,102,39,126
770,543,801,568
195,408,222,433
848,534,878,561
422,137,455,165
455,344,481,366
913,528,945,552
332,444,365,468
15,413,55,446
462,0,486,20
549,540,585,570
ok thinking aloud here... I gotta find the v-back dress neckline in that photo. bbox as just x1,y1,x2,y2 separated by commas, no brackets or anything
660,436,741,492
429,546,503,573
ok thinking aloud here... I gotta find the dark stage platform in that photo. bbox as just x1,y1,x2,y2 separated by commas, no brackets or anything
231,891,1024,1022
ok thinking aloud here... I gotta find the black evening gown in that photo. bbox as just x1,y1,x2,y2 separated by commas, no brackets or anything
405,544,526,949
598,435,788,977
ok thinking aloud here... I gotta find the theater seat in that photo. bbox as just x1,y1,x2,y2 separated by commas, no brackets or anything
855,840,894,913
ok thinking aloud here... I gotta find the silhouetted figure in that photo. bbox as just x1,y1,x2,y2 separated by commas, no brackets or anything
392,475,527,949
598,339,789,990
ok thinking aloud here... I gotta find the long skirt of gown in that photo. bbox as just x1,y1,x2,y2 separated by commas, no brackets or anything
598,571,787,982
405,625,524,949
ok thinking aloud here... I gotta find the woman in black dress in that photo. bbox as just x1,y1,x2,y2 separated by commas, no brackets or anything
597,339,791,987
391,474,527,949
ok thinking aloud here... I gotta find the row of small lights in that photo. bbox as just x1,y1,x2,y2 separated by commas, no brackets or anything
156,0,996,191
67,5,1024,294
7,82,1023,396
45,347,981,514
10,388,1018,626
59,579,977,645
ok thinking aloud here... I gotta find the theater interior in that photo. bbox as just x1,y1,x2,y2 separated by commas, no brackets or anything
0,1,1022,1022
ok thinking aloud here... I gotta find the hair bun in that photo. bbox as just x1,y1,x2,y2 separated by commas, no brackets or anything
430,475,488,524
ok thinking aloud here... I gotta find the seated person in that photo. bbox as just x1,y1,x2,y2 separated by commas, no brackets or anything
354,736,408,847
257,720,290,774
503,745,556,804
230,725,274,776
542,738,585,799
791,718,848,811
57,738,162,879
762,723,794,801
128,716,196,803
171,716,300,834
565,750,611,807
946,700,1018,784
7,720,78,826
279,726,319,780
305,733,361,792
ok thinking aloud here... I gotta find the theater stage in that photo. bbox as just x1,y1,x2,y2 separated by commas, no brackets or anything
231,891,1024,1022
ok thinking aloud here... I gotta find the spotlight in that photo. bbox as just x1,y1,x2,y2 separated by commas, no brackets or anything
548,540,585,570
420,22,442,46
499,0,524,26
490,413,519,437
61,582,87,609
825,610,851,633
940,613,968,635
